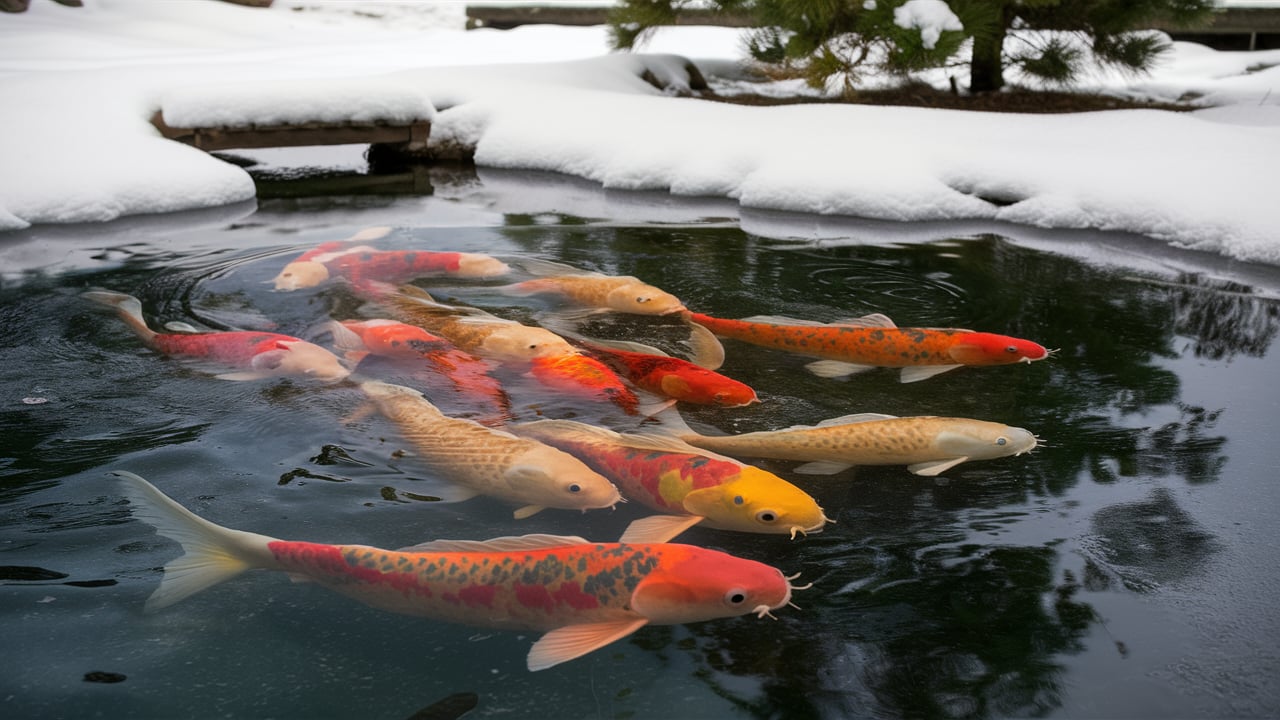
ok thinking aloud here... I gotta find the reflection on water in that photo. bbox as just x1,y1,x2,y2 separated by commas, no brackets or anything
1,193,1278,719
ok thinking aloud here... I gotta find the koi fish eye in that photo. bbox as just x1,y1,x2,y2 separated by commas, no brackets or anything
756,510,778,523
724,588,748,606
996,437,1008,446
567,483,582,494
636,296,650,304
1005,345,1019,354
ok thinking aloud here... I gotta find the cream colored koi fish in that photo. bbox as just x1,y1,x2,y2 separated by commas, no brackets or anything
676,412,1040,476
113,471,803,671
501,259,685,316
360,380,621,518
372,285,578,364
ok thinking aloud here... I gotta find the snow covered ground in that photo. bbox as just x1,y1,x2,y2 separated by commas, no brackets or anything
1,0,1278,264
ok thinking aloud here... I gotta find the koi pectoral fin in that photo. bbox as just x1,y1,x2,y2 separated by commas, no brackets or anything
619,514,705,544
527,619,649,671
899,365,962,383
793,460,854,475
513,504,546,520
907,457,968,476
804,360,875,379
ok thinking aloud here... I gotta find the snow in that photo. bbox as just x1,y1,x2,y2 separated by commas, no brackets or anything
893,0,963,50
1,0,1279,267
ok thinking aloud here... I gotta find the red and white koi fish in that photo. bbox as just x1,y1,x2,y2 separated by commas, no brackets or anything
272,228,509,291
685,311,1049,383
114,470,802,671
81,290,349,382
511,419,829,541
359,380,620,518
675,412,1040,476
330,319,510,424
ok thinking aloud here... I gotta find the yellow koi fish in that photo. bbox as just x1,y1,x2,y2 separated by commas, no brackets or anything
511,419,830,541
113,471,803,671
675,412,1040,476
360,381,621,518
501,259,685,316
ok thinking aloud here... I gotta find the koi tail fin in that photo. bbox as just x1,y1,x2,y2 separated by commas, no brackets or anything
112,470,278,611
81,290,159,347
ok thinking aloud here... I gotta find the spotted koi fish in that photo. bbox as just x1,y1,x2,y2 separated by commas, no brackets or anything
81,290,350,382
272,228,509,291
330,319,510,424
359,380,620,518
511,419,829,541
675,412,1040,476
684,311,1049,383
113,470,802,671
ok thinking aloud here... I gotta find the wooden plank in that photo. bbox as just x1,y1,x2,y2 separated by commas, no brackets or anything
150,111,431,152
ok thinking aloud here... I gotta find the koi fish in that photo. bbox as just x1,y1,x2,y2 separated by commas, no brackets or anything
273,229,509,291
501,260,685,316
81,290,350,382
526,353,642,415
373,286,578,364
684,311,1049,383
113,470,801,671
359,380,620,518
330,319,510,423
674,412,1040,476
511,419,829,541
542,320,757,407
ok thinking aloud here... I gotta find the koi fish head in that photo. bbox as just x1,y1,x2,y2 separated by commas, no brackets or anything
256,340,350,382
681,466,829,538
506,445,622,511
455,253,512,279
481,326,577,363
658,371,758,407
934,422,1039,461
604,282,686,316
272,260,331,291
340,319,446,357
630,545,795,625
948,333,1049,366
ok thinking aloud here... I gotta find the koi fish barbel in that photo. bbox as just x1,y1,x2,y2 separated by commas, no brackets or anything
112,470,805,671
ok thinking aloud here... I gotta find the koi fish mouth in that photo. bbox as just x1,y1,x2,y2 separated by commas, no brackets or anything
755,571,812,619
788,511,834,539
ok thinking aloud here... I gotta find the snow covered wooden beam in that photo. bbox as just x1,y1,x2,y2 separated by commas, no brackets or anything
149,111,431,153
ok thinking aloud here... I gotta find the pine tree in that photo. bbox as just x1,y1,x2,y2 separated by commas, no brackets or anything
608,0,1216,95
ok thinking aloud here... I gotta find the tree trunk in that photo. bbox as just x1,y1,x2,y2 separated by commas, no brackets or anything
969,5,1012,93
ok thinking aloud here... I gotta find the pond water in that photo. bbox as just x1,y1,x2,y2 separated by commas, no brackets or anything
2,163,1279,719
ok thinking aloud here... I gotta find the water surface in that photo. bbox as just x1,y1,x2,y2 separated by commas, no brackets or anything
2,167,1278,719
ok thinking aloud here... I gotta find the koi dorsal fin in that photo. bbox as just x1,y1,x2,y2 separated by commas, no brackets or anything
397,534,589,553
832,312,897,328
815,413,898,427
619,515,704,544
739,315,824,326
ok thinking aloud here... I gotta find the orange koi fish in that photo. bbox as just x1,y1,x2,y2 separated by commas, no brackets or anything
685,311,1049,383
273,228,509,291
543,320,757,407
675,412,1040,476
330,319,510,423
360,381,620,518
114,470,802,671
526,353,642,415
511,420,829,541
82,290,349,382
